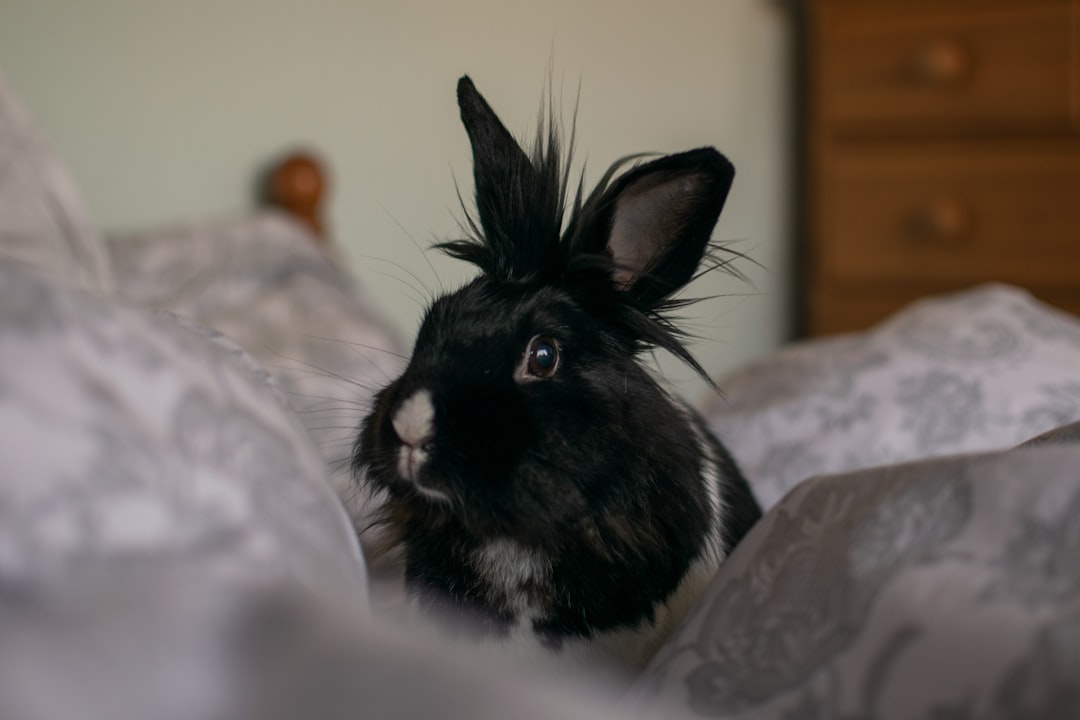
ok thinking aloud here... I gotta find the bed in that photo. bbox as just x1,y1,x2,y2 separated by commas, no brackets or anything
2,69,1080,720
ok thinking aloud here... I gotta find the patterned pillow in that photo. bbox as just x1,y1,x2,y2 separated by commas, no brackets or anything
705,284,1080,509
631,437,1080,719
108,212,406,518
0,257,371,717
0,72,113,292
0,256,367,604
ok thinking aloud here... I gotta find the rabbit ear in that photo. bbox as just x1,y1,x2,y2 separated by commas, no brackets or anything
457,76,531,174
586,149,735,308
457,76,539,249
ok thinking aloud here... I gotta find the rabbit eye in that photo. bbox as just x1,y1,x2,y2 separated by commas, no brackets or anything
525,335,559,379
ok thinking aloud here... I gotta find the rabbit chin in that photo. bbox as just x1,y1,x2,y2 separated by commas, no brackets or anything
399,462,451,505
387,445,448,504
409,477,451,505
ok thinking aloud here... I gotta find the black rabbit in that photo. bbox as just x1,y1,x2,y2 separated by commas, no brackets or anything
354,76,761,669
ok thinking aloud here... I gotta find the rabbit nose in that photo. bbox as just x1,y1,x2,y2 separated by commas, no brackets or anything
391,389,435,450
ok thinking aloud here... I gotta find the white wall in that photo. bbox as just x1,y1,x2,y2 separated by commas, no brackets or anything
0,0,792,402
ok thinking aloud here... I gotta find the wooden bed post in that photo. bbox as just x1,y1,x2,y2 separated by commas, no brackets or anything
266,152,328,245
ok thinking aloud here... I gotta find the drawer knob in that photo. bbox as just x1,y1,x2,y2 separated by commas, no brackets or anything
906,199,971,243
908,41,972,85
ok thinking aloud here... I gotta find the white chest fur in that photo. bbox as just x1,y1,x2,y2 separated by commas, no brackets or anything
470,538,723,671
471,538,551,616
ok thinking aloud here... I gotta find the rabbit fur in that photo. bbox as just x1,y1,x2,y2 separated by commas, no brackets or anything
354,76,761,670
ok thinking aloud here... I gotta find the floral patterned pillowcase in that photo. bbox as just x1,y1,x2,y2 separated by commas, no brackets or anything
108,213,406,520
631,435,1080,719
0,258,369,719
0,257,368,595
703,284,1080,509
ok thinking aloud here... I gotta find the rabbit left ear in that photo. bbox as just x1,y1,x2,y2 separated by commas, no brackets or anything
457,76,537,244
585,149,735,308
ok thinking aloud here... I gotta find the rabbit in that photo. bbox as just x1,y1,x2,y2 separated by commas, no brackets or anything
353,75,761,670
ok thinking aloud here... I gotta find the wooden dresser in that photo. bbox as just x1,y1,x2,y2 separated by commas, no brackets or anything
803,0,1080,335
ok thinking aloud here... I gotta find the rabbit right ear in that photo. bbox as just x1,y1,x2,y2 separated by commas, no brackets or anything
579,149,735,309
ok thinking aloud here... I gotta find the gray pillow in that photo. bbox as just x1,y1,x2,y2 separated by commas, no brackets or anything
632,434,1080,719
0,259,368,719
705,284,1080,508
108,212,405,518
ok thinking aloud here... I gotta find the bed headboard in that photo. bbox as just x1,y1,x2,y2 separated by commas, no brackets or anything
265,152,328,245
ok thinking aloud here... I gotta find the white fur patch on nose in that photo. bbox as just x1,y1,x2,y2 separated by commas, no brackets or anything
392,389,434,448
392,389,444,498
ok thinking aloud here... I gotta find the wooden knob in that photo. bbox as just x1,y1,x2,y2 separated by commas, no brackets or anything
906,199,971,243
908,40,972,85
266,152,327,243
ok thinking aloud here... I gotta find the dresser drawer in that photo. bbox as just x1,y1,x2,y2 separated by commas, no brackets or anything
814,0,1078,135
817,140,1080,287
